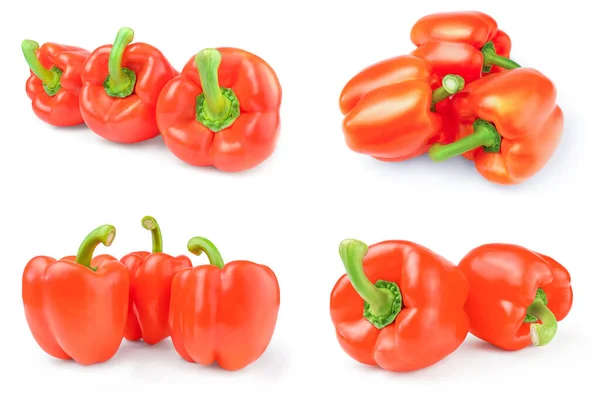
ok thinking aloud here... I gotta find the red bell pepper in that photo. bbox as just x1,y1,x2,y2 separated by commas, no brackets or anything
22,225,129,365
410,11,519,83
458,243,573,350
121,217,192,344
339,55,440,115
169,237,280,370
330,239,469,371
428,68,563,184
79,27,177,143
341,70,465,162
155,48,282,172
22,40,89,126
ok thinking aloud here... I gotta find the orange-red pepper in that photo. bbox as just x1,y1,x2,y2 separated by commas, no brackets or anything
121,217,192,345
330,239,469,371
22,40,89,126
340,57,465,162
169,237,280,371
339,55,440,115
458,243,573,351
156,48,282,172
410,11,518,83
428,68,563,184
22,225,129,365
79,27,177,143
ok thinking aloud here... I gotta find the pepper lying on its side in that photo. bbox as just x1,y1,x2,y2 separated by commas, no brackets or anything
339,54,465,162
410,11,518,83
428,68,563,184
458,243,573,350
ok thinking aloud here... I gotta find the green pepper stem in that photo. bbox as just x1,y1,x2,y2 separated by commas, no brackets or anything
429,119,501,161
187,237,225,269
431,74,465,105
339,239,395,317
481,41,521,71
142,216,163,253
21,40,59,88
107,27,135,93
528,299,558,346
75,225,116,270
195,49,231,120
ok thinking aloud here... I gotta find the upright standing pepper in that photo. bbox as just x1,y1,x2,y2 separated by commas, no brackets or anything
428,68,563,184
169,237,280,370
156,48,282,172
342,72,465,162
22,40,90,126
121,216,192,344
330,239,469,371
80,27,177,143
410,11,518,83
22,225,129,365
458,243,573,350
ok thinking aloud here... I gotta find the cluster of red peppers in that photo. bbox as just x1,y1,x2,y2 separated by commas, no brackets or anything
339,11,563,185
22,217,280,370
330,238,573,371
22,27,282,173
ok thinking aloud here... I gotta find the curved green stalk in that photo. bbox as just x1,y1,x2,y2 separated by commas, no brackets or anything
142,216,163,253
194,49,240,132
75,225,116,270
339,239,403,329
22,40,62,96
104,27,136,98
187,237,225,268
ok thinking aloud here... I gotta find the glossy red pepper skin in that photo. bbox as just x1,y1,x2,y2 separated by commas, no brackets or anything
339,55,458,162
411,11,502,49
330,240,470,371
339,55,439,115
22,225,129,365
445,68,563,184
343,80,443,161
121,251,192,344
25,43,90,126
458,244,573,351
121,251,149,342
156,48,282,172
80,39,177,144
410,11,512,83
169,238,280,371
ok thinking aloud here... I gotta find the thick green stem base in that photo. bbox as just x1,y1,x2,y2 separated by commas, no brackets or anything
429,119,501,162
364,280,403,329
43,67,63,96
524,289,548,323
195,88,240,132
339,239,404,330
525,288,558,347
104,68,136,98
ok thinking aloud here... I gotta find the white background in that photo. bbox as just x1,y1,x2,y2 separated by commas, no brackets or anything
0,0,597,397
